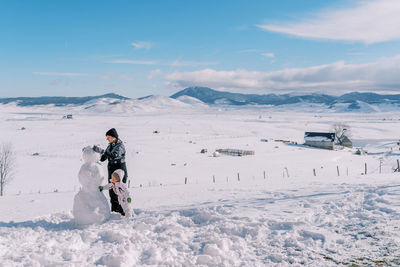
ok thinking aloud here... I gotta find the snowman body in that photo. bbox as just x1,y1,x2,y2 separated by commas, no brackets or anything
73,146,110,225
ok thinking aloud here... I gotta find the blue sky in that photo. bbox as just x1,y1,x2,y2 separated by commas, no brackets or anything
1,0,400,97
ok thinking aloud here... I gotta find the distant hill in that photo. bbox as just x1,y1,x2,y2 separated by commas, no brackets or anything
2,88,400,112
0,93,129,106
170,87,400,109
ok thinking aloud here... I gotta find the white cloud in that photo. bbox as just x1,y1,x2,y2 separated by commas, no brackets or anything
261,53,275,58
107,59,158,65
165,55,400,93
147,69,162,80
257,0,400,44
131,41,153,50
33,72,88,77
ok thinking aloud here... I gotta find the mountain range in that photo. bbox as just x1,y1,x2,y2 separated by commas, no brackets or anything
2,87,400,110
0,93,128,106
170,87,400,109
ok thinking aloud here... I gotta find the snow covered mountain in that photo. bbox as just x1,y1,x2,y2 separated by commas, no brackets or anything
176,95,208,106
2,88,400,112
170,86,400,110
0,93,129,106
80,95,197,114
0,94,206,115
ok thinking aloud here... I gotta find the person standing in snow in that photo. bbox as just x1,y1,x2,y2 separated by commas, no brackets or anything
93,128,128,215
99,169,132,217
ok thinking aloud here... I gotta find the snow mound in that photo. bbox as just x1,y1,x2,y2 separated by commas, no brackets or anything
176,95,208,106
135,95,190,109
81,98,140,114
2,183,400,266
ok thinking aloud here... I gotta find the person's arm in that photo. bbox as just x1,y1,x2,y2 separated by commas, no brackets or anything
119,184,131,203
105,142,125,161
99,183,113,191
100,153,107,162
93,145,107,162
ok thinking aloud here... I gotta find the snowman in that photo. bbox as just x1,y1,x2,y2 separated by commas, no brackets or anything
73,146,110,225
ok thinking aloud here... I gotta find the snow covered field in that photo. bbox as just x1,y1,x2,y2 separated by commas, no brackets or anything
1,98,400,266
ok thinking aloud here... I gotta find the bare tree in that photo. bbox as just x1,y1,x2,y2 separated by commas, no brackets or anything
332,123,351,145
0,143,16,196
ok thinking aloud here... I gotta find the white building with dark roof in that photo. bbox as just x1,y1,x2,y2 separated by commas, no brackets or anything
304,132,336,150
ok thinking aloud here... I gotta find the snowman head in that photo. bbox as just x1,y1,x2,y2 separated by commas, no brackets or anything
82,146,99,163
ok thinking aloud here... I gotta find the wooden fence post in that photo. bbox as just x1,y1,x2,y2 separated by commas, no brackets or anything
263,171,266,179
213,175,215,183
313,168,316,176
237,173,240,181
365,163,367,175
185,177,187,184
337,166,340,176
284,167,289,178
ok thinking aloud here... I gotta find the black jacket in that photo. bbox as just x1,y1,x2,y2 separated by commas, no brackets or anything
100,140,128,183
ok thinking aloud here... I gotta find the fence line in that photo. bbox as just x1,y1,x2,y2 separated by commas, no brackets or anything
7,158,400,197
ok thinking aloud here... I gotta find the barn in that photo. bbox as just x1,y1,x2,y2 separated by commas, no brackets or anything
304,132,336,150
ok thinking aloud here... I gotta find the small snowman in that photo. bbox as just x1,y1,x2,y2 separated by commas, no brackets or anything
73,146,110,225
